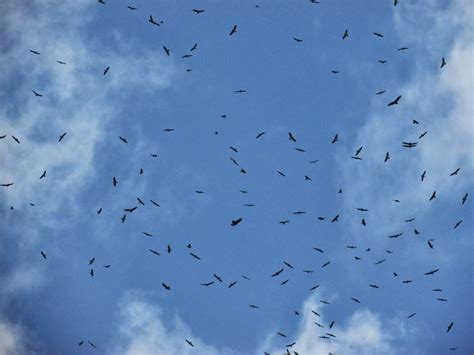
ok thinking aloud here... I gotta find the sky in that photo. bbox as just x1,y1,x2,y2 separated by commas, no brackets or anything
0,0,473,354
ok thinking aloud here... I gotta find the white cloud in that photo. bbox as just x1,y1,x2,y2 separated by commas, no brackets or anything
0,319,27,355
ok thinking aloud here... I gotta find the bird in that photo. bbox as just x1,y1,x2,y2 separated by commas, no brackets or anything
185,339,194,347
103,66,110,75
429,191,436,201
384,152,390,162
283,261,294,269
342,29,349,39
89,258,95,265
293,37,303,42
201,281,214,287
32,90,43,97
424,268,439,275
331,215,339,222
421,170,426,181
167,245,172,254
1,183,14,187
313,247,324,253
163,46,170,56
149,249,160,256
150,200,160,207
213,274,223,282
162,283,171,290
96,208,102,214
419,131,428,139
10,136,19,144
78,340,84,346
450,168,460,176
30,49,40,55
190,252,201,260
277,332,287,337
388,95,401,106
39,170,46,179
271,268,284,277
256,132,266,139
441,57,447,68
309,284,320,291
447,322,454,332
462,193,468,204
373,32,384,37
453,220,462,229
89,269,94,277
190,43,198,51
143,232,153,237
331,70,340,74
231,218,242,226
163,128,174,132
413,119,419,124
148,15,160,26
376,90,386,95
321,261,330,268
329,321,335,329
228,281,237,288
58,132,67,142
427,239,435,249
402,142,418,148
137,197,145,205
87,341,96,348
369,284,379,289
103,265,111,268
229,25,237,36
407,313,416,319
388,232,403,238
378,60,387,64
235,89,246,93
394,0,399,5
41,251,47,259
277,171,286,177
121,214,126,223
127,5,137,10
195,190,205,194
332,134,339,144
398,47,408,50
288,132,296,142
192,9,205,14
279,220,290,225
119,136,128,143
351,297,361,303
124,206,137,213
56,60,66,64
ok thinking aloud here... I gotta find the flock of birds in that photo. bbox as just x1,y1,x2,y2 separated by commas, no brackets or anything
0,0,470,354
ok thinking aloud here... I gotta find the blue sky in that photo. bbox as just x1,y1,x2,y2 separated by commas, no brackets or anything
0,0,472,354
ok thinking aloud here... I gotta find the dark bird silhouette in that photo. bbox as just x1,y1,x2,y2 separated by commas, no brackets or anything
88,341,96,348
89,258,95,265
201,281,214,287
447,322,454,332
103,66,110,75
429,190,436,201
394,0,399,5
331,70,340,74
293,37,303,42
277,171,286,177
163,46,170,56
229,25,237,36
185,339,194,347
402,280,412,284
137,197,145,205
424,268,439,275
309,284,320,291
398,47,408,51
453,220,462,229
213,274,223,282
351,297,361,303
119,136,128,143
427,239,434,249
288,132,296,142
373,32,384,37
355,146,363,156
402,142,418,148
190,252,201,260
405,218,416,223
281,279,289,285
96,208,102,214
413,119,419,124
32,90,43,97
441,57,446,68
235,89,246,93
124,206,137,213
57,60,66,64
295,148,305,152
167,245,172,254
143,232,153,237
293,211,305,215
437,298,448,302
163,128,174,132
228,281,237,288
388,95,401,106
0,135,5,139
271,268,284,277
419,131,428,139
283,261,294,269
342,29,349,39
279,220,290,225
388,232,403,238
378,60,387,64
231,218,242,226
162,283,171,290
150,200,160,207
57,132,67,142
277,332,287,337
1,183,14,187
103,265,111,268
462,193,468,204
230,146,238,153
321,261,330,268
369,284,379,289
195,190,204,194
30,49,40,55
127,5,137,10
89,269,94,277
121,214,126,223
357,208,368,212
407,313,416,319
329,321,335,329
192,9,205,14
421,170,426,181
331,215,339,222
41,251,47,259
149,15,161,26
256,132,266,139
39,170,46,179
384,152,390,162
450,168,460,176
190,43,198,51
149,249,160,256
313,247,324,253
78,341,84,346
332,134,339,144
376,90,386,95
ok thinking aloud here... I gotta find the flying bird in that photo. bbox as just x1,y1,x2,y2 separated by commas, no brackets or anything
331,134,339,144
256,131,266,139
58,132,67,142
342,29,349,39
39,170,46,179
271,268,284,277
293,37,303,42
192,9,205,14
440,57,446,68
41,251,47,259
162,283,171,290
119,136,128,143
32,90,43,97
388,95,401,106
231,218,242,226
103,66,110,75
1,183,14,187
424,268,439,275
373,32,384,37
30,49,40,55
229,25,237,36
429,190,436,201
447,322,454,332
450,168,460,176
149,15,161,26
163,46,170,56
185,339,194,347
127,5,137,10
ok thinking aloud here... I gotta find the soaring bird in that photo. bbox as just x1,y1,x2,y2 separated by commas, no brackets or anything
421,170,426,181
429,191,436,201
30,49,40,55
231,218,242,226
103,66,110,75
1,183,14,187
149,249,160,256
450,168,460,176
271,268,284,277
332,134,339,144
384,152,390,162
256,131,266,139
342,29,349,39
127,5,137,10
163,46,170,56
376,90,386,95
119,136,128,143
388,95,401,106
229,25,237,36
331,215,339,222
453,220,462,229
124,206,137,213
447,322,454,333
149,15,161,26
192,9,205,14
288,132,296,142
39,170,46,179
462,193,468,204
11,136,20,144
424,268,439,275
373,32,384,37
41,251,47,259
162,283,171,290
293,37,303,42
150,200,160,207
58,132,67,142
185,339,194,347
440,57,446,68
228,281,237,288
32,90,43,97
190,43,198,51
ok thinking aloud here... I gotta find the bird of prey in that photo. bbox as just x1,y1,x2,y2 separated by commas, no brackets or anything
447,322,454,332
424,268,439,275
0,135,5,139
149,15,160,26
39,170,46,179
375,259,385,265
1,183,14,187
119,136,128,143
407,313,416,319
361,219,366,226
190,43,198,51
331,70,340,74
150,200,160,207
413,119,419,124
30,49,40,55
357,207,368,212
398,47,408,50
88,341,96,348
186,339,194,347
213,274,223,282
124,206,137,213
32,90,43,97
283,261,294,269
388,95,401,106
462,193,468,204
351,297,361,303
137,197,145,205
321,261,330,268
402,280,413,284
277,332,287,337
229,25,237,36
163,46,170,56
305,175,312,181
419,131,428,139
78,341,84,346
450,168,460,176
329,321,335,328
192,9,205,14
143,232,153,237
354,146,363,156
394,0,399,5
190,252,201,260
279,220,290,225
56,60,66,64
288,132,296,142
421,170,426,181
293,211,305,215
235,89,246,93
405,218,416,223
96,208,102,214
58,132,67,142
98,0,105,3
373,32,384,37
384,152,390,162
121,214,126,223
89,258,95,265
295,148,305,152
41,251,47,259
293,37,303,42
309,284,320,291
228,281,237,288
271,268,284,277
195,190,204,194
281,279,289,285
453,220,462,229
248,304,259,309
103,66,110,75
351,156,362,160
256,131,266,139
201,281,214,287
163,128,174,132
127,5,137,10
89,269,94,277
162,283,171,290
376,90,386,95
230,146,238,153
369,284,379,289
331,215,339,222
429,190,436,201
149,249,160,256
402,142,418,148
342,29,349,39
103,265,111,268
378,60,387,64
427,239,435,249
277,171,286,177
332,134,339,144
231,218,242,226
441,57,446,68
151,153,158,157
437,298,448,302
